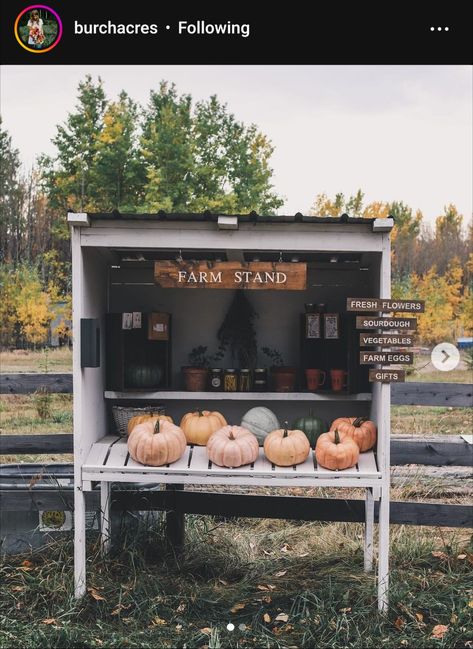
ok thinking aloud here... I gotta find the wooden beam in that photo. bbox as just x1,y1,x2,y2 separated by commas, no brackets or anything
392,382,472,407
0,434,73,454
0,488,471,528
0,373,73,394
3,436,472,467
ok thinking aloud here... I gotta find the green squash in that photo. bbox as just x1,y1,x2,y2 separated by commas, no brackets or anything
241,406,280,446
125,363,163,389
292,409,326,447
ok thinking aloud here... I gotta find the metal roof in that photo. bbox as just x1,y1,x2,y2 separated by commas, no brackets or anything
83,211,387,225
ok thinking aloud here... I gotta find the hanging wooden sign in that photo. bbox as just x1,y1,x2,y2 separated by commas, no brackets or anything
154,261,307,290
356,316,417,330
360,351,414,365
347,297,424,312
360,333,414,347
369,369,406,383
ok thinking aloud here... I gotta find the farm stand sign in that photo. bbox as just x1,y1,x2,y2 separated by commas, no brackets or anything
154,261,307,290
356,316,417,330
369,369,406,383
360,351,414,365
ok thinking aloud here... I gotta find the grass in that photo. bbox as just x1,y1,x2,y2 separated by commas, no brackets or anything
0,518,472,648
0,348,72,373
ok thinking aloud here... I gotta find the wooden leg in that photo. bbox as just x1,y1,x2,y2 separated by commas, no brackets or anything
100,482,111,555
378,485,390,611
166,484,185,555
364,488,374,572
74,485,87,598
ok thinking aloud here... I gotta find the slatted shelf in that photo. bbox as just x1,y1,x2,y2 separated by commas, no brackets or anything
104,390,372,401
82,436,381,488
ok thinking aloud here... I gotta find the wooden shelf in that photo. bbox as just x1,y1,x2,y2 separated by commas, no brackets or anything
104,390,372,401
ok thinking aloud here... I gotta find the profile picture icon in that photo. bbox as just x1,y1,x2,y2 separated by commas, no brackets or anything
14,5,62,54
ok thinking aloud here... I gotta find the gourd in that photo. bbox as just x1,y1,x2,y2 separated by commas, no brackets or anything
241,407,280,445
124,363,163,389
180,410,227,445
127,413,174,435
207,425,259,468
329,417,377,452
263,422,310,466
128,418,186,466
315,429,359,470
292,409,326,447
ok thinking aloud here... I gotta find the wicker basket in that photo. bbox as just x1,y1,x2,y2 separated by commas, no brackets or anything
112,405,166,436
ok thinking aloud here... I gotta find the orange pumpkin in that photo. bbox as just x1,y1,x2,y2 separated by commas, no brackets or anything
329,417,377,452
315,429,359,470
180,410,227,445
128,418,186,466
207,425,259,468
263,422,310,466
127,413,174,435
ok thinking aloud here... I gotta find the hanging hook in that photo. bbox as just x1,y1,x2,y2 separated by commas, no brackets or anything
176,249,183,262
278,251,283,263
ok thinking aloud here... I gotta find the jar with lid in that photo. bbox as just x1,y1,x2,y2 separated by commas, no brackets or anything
224,369,238,392
253,368,268,392
238,369,251,392
209,368,223,391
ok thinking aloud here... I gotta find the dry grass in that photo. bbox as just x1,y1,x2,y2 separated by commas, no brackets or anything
0,517,472,648
0,348,72,373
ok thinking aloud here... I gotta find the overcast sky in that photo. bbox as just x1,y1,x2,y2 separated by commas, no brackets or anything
1,65,471,223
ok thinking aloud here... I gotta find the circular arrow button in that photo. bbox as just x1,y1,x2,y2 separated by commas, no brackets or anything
431,342,460,371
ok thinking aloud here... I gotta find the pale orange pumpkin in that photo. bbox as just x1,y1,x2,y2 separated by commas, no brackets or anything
207,425,259,468
263,422,310,466
180,410,227,445
329,417,377,452
127,413,174,435
315,429,359,470
128,418,186,466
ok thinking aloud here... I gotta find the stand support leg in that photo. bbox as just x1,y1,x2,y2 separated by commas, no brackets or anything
364,488,374,572
74,485,87,598
378,486,390,611
100,482,111,555
166,484,185,556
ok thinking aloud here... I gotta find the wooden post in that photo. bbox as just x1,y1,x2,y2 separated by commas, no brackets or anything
166,484,185,554
100,482,111,555
364,488,374,572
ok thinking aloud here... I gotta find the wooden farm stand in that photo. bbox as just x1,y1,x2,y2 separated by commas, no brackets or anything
70,212,393,610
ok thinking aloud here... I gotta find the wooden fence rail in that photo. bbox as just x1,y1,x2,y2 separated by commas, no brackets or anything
1,373,472,407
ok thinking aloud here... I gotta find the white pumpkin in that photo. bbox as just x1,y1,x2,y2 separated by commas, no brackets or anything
241,407,280,446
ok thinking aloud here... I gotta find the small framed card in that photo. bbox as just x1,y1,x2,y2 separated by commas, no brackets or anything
306,313,321,339
324,313,340,339
148,313,170,340
132,312,142,329
122,312,133,330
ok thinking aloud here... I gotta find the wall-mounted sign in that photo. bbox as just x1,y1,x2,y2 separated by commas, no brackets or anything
306,313,321,339
347,298,424,312
154,261,307,290
360,334,414,347
324,313,340,339
356,316,417,330
360,351,414,365
369,369,406,383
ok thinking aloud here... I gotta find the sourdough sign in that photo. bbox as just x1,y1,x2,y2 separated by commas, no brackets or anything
154,261,307,290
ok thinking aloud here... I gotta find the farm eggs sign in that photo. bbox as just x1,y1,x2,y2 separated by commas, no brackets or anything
154,261,307,290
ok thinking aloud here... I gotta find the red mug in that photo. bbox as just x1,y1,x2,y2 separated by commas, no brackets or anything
305,368,326,391
330,369,348,392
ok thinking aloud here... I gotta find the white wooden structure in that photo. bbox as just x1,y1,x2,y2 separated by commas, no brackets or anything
70,212,393,610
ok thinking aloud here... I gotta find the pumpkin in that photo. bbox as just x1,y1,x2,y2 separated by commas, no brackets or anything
329,417,377,452
315,429,359,470
124,363,163,389
127,413,174,435
292,409,326,447
180,410,227,445
241,406,280,446
264,422,311,466
128,418,186,466
207,425,259,468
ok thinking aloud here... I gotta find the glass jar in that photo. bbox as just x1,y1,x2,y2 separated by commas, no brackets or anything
224,369,238,392
209,368,223,391
253,368,267,392
239,369,251,392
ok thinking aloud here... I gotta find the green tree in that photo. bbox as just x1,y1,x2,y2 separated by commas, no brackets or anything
94,91,145,211
0,120,23,264
40,75,107,212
